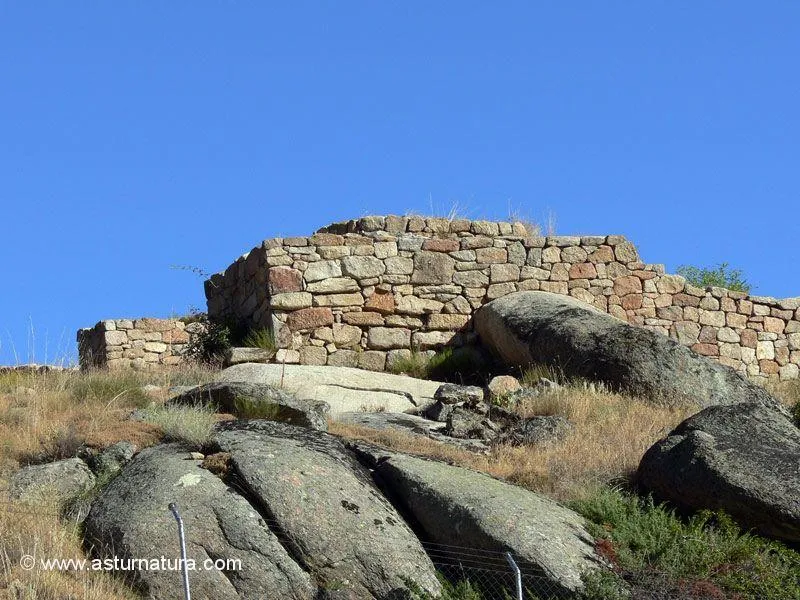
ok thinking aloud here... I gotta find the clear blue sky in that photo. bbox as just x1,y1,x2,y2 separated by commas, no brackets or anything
2,3,798,365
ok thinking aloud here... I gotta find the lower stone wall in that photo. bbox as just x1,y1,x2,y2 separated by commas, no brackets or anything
77,318,200,370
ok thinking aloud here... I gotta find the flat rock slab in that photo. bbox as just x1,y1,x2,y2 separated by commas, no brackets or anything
351,443,602,597
475,291,784,411
215,363,442,415
212,420,441,599
224,347,276,366
170,381,329,431
84,444,315,600
638,403,800,543
335,411,489,452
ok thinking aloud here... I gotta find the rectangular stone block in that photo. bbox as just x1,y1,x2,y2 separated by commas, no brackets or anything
367,327,411,349
312,293,364,307
427,314,471,331
286,307,335,331
299,346,328,366
490,264,520,283
306,278,360,294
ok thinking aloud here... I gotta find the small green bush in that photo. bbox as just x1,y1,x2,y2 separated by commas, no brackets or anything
676,262,751,293
183,311,252,365
569,486,800,600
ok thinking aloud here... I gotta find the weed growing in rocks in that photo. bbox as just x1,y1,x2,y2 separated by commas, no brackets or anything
389,347,494,384
677,262,752,293
242,327,276,352
138,402,217,448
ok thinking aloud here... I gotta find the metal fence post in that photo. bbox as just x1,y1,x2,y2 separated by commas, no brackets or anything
505,552,523,600
169,502,192,600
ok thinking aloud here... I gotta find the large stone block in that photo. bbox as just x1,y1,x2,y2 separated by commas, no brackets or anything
411,252,455,284
271,292,313,310
364,290,395,314
490,264,520,284
268,267,303,294
286,307,334,331
427,314,471,331
396,295,444,315
313,293,364,307
342,311,385,326
104,330,128,346
342,256,386,279
367,327,411,349
304,260,343,282
306,278,359,294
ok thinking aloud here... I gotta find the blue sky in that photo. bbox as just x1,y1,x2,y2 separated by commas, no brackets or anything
1,2,798,365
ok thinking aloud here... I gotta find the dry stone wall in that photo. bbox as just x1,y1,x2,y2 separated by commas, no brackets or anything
77,318,200,370
205,216,800,382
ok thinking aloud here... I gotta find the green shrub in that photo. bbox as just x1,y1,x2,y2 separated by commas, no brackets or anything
569,486,800,600
183,311,252,365
676,262,751,293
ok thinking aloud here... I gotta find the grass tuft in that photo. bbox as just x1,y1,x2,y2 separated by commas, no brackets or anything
137,402,217,448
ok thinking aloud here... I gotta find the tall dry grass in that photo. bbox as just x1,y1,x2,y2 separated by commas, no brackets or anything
0,493,139,600
330,385,692,501
0,365,215,599
0,365,215,474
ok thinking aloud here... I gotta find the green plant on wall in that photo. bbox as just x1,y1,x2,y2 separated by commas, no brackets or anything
676,262,751,293
242,328,276,352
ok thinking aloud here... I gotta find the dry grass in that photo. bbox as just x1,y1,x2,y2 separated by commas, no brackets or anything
0,493,139,600
330,385,692,501
0,365,215,599
0,366,214,474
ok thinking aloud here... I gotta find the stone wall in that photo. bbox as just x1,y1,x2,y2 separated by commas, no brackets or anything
77,318,199,370
205,215,800,382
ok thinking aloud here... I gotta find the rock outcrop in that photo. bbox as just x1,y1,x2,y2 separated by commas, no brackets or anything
84,418,605,598
352,443,603,597
84,444,316,599
475,291,785,411
637,402,800,543
10,457,95,507
170,381,329,431
212,421,441,599
214,363,441,414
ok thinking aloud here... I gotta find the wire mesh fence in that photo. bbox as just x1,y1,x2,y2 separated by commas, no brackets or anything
0,498,571,600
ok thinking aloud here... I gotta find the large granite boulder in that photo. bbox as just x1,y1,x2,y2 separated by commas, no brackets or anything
351,443,603,597
637,403,800,543
475,291,784,411
212,420,441,599
170,381,328,431
84,444,316,599
215,363,441,415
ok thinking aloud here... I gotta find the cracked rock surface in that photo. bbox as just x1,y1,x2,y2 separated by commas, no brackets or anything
212,420,440,599
83,443,316,600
